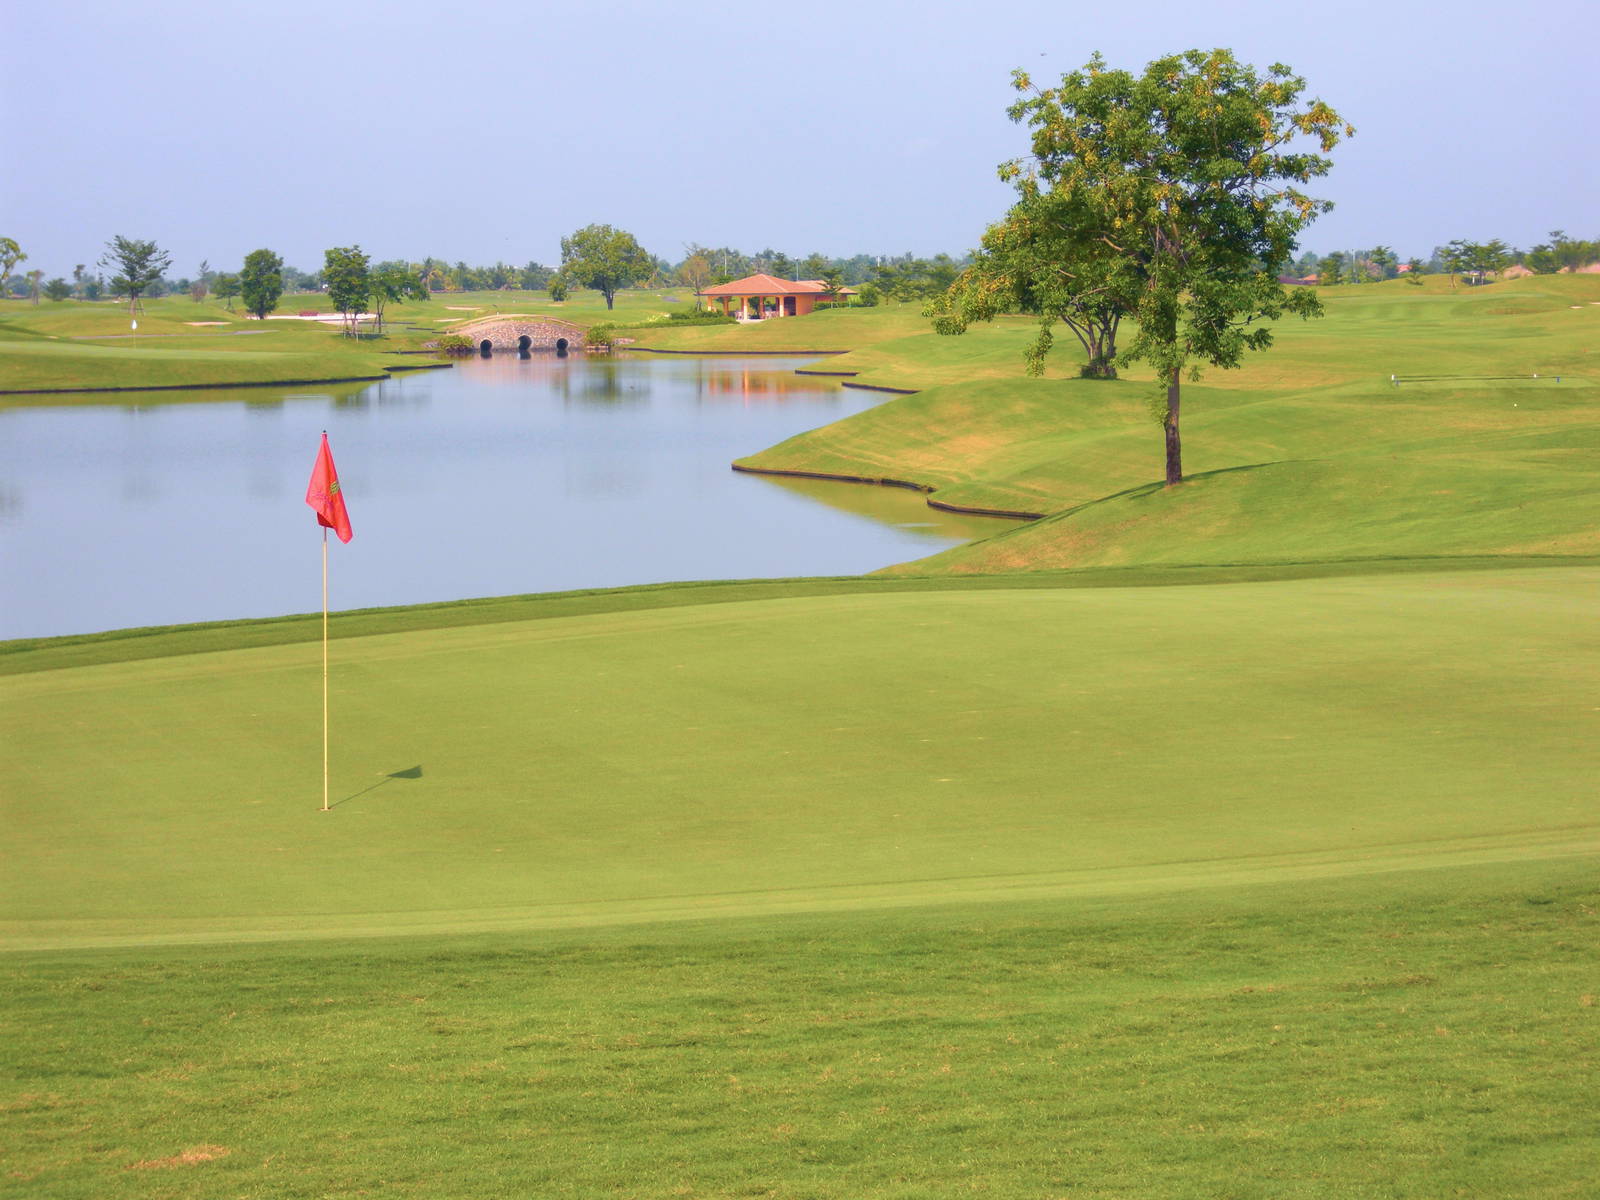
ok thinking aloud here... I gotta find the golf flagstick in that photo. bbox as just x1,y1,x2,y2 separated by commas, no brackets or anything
306,431,353,813
322,525,330,812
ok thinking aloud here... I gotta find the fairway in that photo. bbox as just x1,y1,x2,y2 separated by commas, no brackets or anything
6,568,1596,951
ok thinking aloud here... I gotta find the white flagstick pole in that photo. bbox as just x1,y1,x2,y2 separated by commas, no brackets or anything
322,525,330,812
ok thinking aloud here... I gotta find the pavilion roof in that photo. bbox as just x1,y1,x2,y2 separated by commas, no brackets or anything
701,273,854,297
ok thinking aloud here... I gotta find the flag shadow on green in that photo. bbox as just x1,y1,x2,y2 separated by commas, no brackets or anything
332,765,422,808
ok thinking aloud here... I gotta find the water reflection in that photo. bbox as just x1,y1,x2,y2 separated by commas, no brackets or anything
0,355,1020,639
755,473,1008,542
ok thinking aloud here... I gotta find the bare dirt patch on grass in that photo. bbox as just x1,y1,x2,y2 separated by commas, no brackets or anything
128,1145,230,1170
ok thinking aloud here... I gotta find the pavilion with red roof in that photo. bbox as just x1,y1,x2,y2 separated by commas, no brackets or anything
699,273,856,320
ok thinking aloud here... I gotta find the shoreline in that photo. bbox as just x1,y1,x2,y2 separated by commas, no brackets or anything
730,462,1046,521
0,362,451,397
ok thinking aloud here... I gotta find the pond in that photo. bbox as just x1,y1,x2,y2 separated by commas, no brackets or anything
0,353,1012,640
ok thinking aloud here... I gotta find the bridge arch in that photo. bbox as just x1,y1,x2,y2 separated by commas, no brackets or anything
444,317,588,354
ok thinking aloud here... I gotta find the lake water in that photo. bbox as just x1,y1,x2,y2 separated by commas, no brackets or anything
0,354,1011,640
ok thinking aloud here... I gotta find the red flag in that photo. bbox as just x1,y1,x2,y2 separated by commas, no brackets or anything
305,432,353,543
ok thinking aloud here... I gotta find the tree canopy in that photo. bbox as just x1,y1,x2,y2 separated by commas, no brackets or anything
239,249,284,320
323,246,371,336
368,261,427,333
938,49,1350,486
98,235,172,315
559,224,654,310
929,198,1138,379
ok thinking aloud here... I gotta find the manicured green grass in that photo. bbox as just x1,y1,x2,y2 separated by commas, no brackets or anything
7,568,1596,950
5,859,1595,1199
0,298,410,392
3,568,1598,1195
0,288,692,393
724,275,1600,567
7,276,1600,1196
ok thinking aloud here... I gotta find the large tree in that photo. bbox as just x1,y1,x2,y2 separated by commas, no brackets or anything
98,235,172,315
239,248,284,319
323,246,372,336
997,50,1350,485
560,224,654,310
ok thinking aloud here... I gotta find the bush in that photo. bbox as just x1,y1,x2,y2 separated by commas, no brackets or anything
435,333,474,357
666,304,735,324
585,324,615,350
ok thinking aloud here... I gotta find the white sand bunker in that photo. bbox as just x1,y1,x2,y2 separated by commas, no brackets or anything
184,321,230,326
444,305,482,311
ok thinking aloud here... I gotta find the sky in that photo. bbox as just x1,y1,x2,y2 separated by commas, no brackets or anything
4,0,1595,279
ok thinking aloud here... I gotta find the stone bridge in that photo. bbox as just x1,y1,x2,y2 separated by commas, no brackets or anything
449,316,586,353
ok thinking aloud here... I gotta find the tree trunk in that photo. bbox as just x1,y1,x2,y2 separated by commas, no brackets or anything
1164,373,1183,486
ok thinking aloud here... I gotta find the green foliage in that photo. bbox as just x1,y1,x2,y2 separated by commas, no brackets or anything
518,260,553,290
928,202,1133,380
42,277,70,302
0,236,24,293
1526,229,1600,274
213,271,240,310
559,223,655,310
548,275,568,302
584,322,616,349
368,262,427,333
664,304,734,324
435,333,475,356
870,253,963,301
238,248,284,319
97,234,172,314
1003,49,1350,484
323,245,371,336
1440,238,1515,287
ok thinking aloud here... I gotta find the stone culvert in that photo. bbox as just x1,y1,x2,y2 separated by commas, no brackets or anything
443,317,587,353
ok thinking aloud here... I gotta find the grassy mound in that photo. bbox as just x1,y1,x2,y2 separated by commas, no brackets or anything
727,275,1600,569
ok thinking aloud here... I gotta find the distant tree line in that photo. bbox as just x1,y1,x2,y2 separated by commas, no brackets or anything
12,227,1591,309
1289,230,1599,288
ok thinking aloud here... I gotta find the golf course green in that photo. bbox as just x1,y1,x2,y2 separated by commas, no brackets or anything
4,275,1598,1197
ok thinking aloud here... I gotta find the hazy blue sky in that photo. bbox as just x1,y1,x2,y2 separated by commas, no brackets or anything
5,0,1594,278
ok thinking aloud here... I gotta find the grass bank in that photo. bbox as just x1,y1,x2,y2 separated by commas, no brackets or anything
713,275,1600,568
